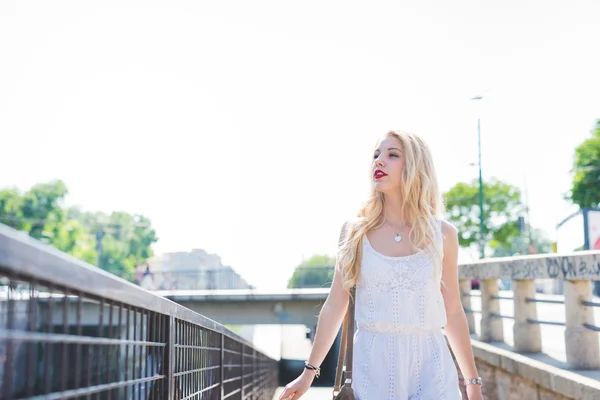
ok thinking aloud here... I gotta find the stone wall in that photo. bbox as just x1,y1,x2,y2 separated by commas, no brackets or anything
451,338,600,400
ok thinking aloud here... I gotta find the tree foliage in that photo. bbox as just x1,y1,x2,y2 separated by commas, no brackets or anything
443,178,523,255
492,227,552,257
0,180,158,279
570,120,600,208
91,212,157,279
287,254,335,288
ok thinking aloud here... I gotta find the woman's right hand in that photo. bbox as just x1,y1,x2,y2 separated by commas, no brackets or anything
279,222,351,398
278,370,315,399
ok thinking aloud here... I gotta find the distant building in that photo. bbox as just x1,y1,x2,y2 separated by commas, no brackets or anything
148,249,253,290
136,264,157,290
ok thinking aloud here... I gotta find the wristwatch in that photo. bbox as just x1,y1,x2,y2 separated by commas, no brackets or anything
465,377,483,386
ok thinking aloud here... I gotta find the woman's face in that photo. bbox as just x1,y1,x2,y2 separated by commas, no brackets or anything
372,135,405,193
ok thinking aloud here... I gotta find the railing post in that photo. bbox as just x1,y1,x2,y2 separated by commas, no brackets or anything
459,279,476,334
241,344,245,398
220,334,225,399
513,279,541,353
564,280,600,369
167,315,175,400
253,348,257,400
480,278,503,342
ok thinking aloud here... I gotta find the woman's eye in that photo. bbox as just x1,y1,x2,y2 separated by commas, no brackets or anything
390,153,399,158
373,154,379,159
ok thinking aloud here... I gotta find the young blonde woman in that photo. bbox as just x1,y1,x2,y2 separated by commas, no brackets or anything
279,131,483,399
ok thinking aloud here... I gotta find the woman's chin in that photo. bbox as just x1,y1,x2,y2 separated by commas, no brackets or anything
373,181,392,193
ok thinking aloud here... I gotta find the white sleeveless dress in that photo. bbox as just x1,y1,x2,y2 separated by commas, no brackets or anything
351,221,461,399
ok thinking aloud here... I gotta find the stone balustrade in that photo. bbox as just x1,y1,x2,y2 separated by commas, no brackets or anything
458,250,600,370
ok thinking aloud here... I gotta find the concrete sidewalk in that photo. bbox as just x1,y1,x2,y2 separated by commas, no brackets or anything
273,387,332,399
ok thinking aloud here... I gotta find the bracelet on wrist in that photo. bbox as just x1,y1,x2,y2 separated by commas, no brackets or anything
304,361,320,378
465,377,482,386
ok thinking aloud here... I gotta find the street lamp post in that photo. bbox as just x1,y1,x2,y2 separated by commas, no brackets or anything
472,96,485,259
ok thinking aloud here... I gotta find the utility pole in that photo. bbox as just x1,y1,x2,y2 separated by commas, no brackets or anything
95,230,105,267
477,117,485,259
472,95,486,259
524,174,533,247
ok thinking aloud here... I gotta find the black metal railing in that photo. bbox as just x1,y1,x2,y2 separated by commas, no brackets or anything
0,223,278,400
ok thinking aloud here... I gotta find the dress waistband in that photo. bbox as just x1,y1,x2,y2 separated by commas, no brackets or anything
357,321,440,335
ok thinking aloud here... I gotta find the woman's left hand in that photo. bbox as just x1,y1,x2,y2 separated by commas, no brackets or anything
466,384,483,400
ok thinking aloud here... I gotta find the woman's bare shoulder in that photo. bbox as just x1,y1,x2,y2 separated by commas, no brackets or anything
340,216,366,233
337,217,365,244
438,219,459,252
439,219,458,235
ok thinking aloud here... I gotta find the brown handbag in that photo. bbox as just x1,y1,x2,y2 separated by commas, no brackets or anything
332,286,356,400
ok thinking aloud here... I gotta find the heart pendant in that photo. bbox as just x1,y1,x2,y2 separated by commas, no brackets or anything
394,234,402,243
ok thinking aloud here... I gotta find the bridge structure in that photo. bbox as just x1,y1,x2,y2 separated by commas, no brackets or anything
3,222,600,399
154,288,330,326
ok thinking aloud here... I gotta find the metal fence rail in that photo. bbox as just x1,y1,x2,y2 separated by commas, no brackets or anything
0,224,278,400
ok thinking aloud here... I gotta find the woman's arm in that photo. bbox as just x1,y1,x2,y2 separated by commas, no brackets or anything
440,221,483,400
305,259,350,370
278,224,351,399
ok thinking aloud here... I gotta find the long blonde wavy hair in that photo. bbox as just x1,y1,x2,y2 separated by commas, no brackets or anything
337,130,445,291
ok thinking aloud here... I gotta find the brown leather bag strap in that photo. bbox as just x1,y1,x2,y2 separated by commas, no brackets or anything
344,287,356,385
333,309,348,393
333,286,356,396
333,221,357,397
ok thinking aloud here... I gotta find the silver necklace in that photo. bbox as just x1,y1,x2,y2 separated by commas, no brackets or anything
386,220,404,243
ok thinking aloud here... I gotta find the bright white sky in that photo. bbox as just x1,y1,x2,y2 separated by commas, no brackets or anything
2,0,600,290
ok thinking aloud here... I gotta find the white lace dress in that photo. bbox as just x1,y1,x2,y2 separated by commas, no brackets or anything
351,222,461,399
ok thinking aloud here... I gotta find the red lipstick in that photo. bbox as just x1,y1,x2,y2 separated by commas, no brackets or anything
374,170,387,179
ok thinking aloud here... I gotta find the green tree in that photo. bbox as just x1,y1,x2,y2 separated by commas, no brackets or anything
0,181,86,256
492,227,552,257
443,178,523,255
0,181,158,278
287,254,335,288
0,181,97,263
20,180,69,241
50,219,97,264
570,120,600,208
0,188,25,229
76,211,158,280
